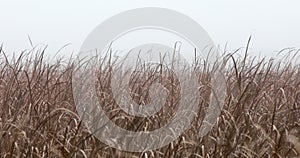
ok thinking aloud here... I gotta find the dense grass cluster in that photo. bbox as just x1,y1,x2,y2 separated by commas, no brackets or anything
0,45,300,157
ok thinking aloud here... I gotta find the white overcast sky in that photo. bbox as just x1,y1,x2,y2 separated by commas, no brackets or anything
0,0,300,58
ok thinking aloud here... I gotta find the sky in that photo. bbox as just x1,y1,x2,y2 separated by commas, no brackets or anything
0,0,300,59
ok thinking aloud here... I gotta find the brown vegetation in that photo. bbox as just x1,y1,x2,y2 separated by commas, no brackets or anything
0,45,300,157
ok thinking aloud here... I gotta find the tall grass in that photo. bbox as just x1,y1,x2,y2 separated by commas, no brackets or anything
0,45,300,157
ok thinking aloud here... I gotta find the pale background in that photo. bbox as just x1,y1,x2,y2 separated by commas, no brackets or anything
0,0,299,59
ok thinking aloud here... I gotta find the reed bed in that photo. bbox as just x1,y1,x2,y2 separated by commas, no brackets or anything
0,45,300,157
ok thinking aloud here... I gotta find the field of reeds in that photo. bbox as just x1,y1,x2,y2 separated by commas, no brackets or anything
0,44,300,157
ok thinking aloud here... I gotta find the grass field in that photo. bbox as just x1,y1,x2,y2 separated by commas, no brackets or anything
0,45,300,157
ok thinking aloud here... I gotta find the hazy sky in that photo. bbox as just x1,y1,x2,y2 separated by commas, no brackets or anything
1,0,300,58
